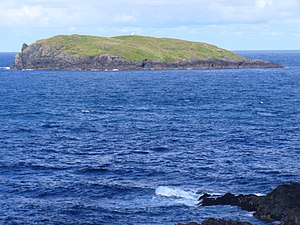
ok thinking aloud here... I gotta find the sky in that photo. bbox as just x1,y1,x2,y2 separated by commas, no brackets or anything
1,0,300,52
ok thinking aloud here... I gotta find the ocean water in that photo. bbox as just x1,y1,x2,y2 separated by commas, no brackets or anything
0,51,299,225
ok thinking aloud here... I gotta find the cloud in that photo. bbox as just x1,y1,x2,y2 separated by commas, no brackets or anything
0,0,299,29
1,0,300,51
113,13,138,23
21,5,43,19
255,0,273,9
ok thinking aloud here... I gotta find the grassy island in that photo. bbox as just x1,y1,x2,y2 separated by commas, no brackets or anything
36,34,243,61
13,34,282,70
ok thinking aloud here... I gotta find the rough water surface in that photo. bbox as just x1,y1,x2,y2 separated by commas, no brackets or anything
0,51,299,225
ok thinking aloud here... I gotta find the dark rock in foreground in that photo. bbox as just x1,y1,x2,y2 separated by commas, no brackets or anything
199,183,300,225
177,218,253,225
199,193,262,212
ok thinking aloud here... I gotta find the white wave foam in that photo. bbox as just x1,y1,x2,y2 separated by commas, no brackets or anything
0,67,10,70
253,193,265,196
155,186,198,200
155,186,199,206
257,112,275,117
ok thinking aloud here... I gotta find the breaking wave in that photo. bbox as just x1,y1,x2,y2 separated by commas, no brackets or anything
0,67,10,70
155,186,199,206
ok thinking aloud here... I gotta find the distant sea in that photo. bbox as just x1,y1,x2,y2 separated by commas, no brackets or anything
0,51,299,225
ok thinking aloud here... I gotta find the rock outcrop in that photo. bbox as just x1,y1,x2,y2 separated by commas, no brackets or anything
21,43,29,52
199,193,262,211
198,183,300,225
12,35,282,71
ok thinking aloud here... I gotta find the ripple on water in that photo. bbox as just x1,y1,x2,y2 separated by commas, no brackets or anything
0,52,300,225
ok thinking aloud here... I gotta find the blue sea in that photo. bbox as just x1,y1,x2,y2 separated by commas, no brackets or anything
0,51,299,225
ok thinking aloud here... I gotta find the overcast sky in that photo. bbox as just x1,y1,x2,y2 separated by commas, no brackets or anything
1,0,300,51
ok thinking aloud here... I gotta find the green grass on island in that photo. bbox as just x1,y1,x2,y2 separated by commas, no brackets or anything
35,34,244,62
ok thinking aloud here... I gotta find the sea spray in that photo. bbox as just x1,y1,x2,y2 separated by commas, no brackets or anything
155,186,199,207
0,67,10,70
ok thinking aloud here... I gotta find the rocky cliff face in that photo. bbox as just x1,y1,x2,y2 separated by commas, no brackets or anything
13,42,282,71
14,43,140,70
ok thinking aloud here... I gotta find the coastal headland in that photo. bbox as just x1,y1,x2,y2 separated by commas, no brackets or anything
13,35,282,70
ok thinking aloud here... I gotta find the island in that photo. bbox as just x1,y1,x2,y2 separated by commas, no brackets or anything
12,34,282,71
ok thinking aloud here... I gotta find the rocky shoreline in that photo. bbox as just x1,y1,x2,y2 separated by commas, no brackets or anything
12,42,282,71
178,183,300,225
